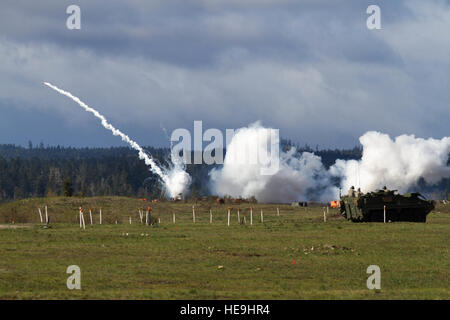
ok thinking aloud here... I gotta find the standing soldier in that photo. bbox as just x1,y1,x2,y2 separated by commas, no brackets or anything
146,206,152,225
356,188,363,197
348,186,355,197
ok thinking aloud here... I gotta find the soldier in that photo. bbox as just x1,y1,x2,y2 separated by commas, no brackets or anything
382,186,388,192
348,186,355,197
356,188,363,197
146,206,151,225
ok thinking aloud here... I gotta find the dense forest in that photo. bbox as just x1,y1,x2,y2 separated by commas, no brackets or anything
0,140,447,203
0,144,171,201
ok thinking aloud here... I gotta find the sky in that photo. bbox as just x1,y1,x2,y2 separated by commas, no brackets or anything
0,0,449,149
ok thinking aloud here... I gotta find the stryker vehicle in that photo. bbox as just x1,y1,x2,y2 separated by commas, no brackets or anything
340,187,435,222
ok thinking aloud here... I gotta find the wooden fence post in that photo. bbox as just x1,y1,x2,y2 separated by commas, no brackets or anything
38,206,43,223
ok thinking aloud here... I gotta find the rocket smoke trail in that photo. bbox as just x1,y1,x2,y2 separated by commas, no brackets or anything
44,82,191,198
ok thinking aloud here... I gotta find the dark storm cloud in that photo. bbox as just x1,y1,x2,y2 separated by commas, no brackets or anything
0,0,402,67
0,0,449,148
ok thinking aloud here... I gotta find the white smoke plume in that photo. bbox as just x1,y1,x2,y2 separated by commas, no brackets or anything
330,131,450,194
210,124,450,203
44,82,191,198
209,123,338,203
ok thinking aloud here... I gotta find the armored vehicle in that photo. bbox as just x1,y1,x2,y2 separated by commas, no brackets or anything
340,187,435,222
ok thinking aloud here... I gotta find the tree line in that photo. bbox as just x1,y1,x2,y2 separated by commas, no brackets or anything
0,144,217,202
0,142,447,202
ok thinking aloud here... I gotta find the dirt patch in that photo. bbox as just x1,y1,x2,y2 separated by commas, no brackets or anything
208,248,263,258
0,224,32,229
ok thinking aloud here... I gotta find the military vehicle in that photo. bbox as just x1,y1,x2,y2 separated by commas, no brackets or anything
340,187,435,222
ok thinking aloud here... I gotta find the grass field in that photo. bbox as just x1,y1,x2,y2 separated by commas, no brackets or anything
0,197,448,299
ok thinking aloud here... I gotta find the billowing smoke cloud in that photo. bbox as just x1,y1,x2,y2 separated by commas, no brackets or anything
210,124,450,203
330,131,450,194
209,123,338,203
44,82,191,198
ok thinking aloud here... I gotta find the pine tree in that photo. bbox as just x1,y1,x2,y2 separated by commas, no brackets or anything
63,178,73,197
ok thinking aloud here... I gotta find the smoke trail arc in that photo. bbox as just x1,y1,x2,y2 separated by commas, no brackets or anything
43,82,191,197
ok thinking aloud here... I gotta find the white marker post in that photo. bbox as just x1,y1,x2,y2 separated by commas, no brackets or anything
277,207,280,217
81,211,86,230
173,212,176,224
89,209,93,225
139,209,143,224
237,209,240,223
210,209,213,224
145,208,149,225
45,206,48,225
227,207,230,226
158,216,161,224
323,207,327,223
250,207,253,226
99,208,102,225
129,216,132,225
192,206,196,223
383,205,386,223
260,209,264,223
38,206,43,223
